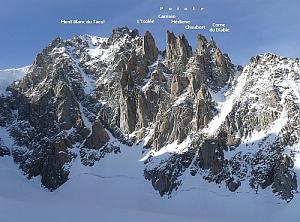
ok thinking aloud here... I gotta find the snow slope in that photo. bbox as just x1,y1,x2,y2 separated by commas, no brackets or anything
0,66,29,95
1,139,300,222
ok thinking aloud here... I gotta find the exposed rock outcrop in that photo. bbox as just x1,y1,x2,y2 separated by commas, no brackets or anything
148,100,193,150
143,31,159,65
170,75,189,96
0,146,10,157
84,120,109,149
165,31,192,74
272,154,297,201
195,84,215,129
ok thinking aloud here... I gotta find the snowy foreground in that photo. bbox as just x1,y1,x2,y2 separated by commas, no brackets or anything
1,142,300,222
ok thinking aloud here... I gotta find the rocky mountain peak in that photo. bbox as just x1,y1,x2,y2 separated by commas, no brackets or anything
196,34,208,54
108,27,139,44
50,36,62,47
209,36,217,48
165,31,193,73
142,31,158,65
1,27,299,203
185,38,235,92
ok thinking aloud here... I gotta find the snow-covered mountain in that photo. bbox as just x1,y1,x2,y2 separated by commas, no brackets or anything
1,27,300,221
0,67,29,95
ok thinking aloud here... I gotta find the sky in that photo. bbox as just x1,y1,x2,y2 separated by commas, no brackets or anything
0,0,299,69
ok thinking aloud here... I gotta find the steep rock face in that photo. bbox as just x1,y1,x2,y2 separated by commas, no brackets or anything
39,140,73,191
186,34,234,92
147,34,234,152
136,87,160,130
7,66,83,190
119,64,138,134
55,83,84,131
195,84,215,129
143,53,300,202
170,74,189,96
0,146,10,157
84,120,109,149
194,136,226,176
143,31,159,65
1,29,146,190
0,97,14,127
108,27,139,44
144,150,195,196
165,31,192,74
0,28,299,203
272,154,297,201
148,100,194,150
201,54,300,201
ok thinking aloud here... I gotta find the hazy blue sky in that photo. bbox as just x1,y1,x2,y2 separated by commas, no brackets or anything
0,0,299,69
